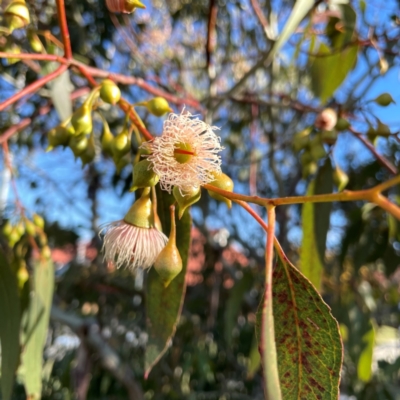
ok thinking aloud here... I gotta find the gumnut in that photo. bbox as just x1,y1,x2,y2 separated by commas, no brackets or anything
105,0,146,13
374,93,395,107
111,128,131,158
154,205,182,287
141,97,172,117
207,172,234,208
5,0,30,32
335,118,350,131
173,185,201,219
33,214,45,229
71,104,93,136
69,135,88,158
130,159,159,192
100,79,121,105
101,119,114,156
124,188,154,228
292,127,311,152
315,108,337,131
80,134,96,165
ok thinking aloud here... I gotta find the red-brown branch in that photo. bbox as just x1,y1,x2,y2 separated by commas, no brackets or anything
206,0,218,69
55,0,72,59
0,118,31,144
249,0,272,40
0,65,68,112
350,127,397,175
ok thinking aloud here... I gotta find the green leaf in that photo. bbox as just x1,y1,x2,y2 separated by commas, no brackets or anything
144,188,191,378
300,159,333,290
20,259,54,399
0,252,21,400
257,253,343,399
309,42,358,103
357,323,375,383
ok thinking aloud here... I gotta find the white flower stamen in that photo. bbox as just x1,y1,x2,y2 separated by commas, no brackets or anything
142,110,223,193
100,220,168,270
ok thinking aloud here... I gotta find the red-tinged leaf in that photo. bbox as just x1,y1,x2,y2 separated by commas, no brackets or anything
257,251,343,399
144,189,191,378
0,252,21,400
19,259,54,399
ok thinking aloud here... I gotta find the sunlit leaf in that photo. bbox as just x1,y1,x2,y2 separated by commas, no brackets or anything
144,188,191,378
257,251,343,399
20,259,54,399
300,159,333,290
0,252,21,400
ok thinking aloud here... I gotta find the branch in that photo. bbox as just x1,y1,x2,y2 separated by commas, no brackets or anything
0,118,31,144
206,0,218,69
349,127,397,175
249,0,274,40
51,306,144,400
0,65,68,112
55,0,72,58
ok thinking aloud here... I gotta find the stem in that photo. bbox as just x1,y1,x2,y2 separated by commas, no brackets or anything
372,193,400,220
262,206,282,400
0,52,67,62
0,65,68,112
118,99,153,141
55,0,72,59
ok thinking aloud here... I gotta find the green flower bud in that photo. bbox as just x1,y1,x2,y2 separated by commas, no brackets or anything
25,219,36,236
335,118,350,132
17,264,29,290
8,227,20,247
207,172,234,208
173,185,201,219
144,97,172,117
33,213,44,229
46,125,70,151
69,135,88,157
374,93,394,107
309,137,327,161
101,119,114,157
321,129,338,145
130,159,159,192
27,29,44,53
292,127,311,152
5,0,30,32
4,40,21,64
41,245,52,259
80,135,96,165
376,120,391,137
302,161,317,178
2,221,13,237
333,165,349,192
154,205,182,287
71,105,93,136
111,129,131,158
100,79,121,105
16,221,25,237
124,188,154,228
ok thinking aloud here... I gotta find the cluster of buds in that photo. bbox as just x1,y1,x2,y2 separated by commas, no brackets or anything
100,109,235,285
4,0,30,32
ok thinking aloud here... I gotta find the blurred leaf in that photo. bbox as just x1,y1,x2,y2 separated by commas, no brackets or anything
357,323,375,382
300,159,333,290
144,188,191,378
224,270,253,347
309,42,358,103
257,252,343,399
247,333,261,380
0,252,21,400
20,259,54,399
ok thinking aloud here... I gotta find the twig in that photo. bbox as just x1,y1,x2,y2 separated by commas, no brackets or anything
55,0,72,58
249,0,274,40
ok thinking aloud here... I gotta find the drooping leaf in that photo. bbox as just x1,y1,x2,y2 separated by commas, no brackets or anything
357,323,375,382
0,252,21,400
144,188,191,378
309,42,358,103
257,251,343,399
300,159,333,290
20,259,54,399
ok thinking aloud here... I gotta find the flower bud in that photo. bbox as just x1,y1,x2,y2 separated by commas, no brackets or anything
100,79,121,105
80,135,96,165
41,245,52,259
154,205,182,287
71,105,93,136
315,108,337,131
69,135,88,157
112,129,131,158
130,159,159,192
376,120,391,137
333,165,349,192
25,219,36,236
33,213,44,229
321,129,338,145
143,97,172,117
16,221,25,237
292,127,311,152
8,228,20,247
124,188,154,228
2,221,13,237
173,186,201,219
374,93,394,107
46,125,70,151
309,136,327,161
17,264,29,290
106,0,146,14
4,40,21,64
5,0,30,32
335,118,350,131
27,29,44,53
207,172,234,208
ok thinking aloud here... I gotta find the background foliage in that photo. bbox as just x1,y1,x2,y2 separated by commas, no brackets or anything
0,0,400,399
